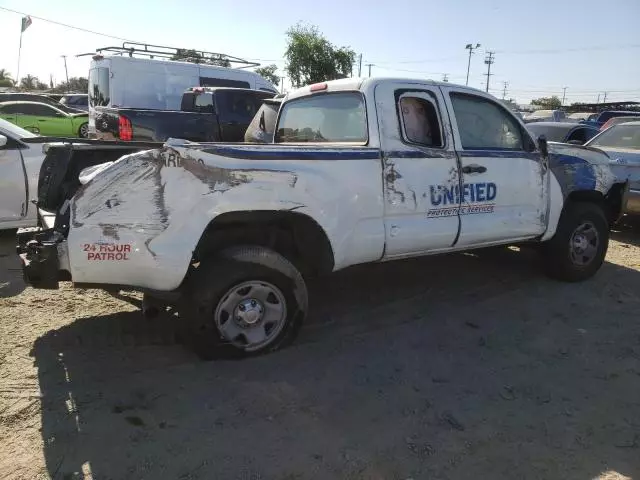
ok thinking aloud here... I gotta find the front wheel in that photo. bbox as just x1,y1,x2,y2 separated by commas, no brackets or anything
542,202,609,282
78,122,89,138
180,246,308,359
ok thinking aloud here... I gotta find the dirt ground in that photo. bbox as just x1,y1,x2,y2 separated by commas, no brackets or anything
1,221,639,480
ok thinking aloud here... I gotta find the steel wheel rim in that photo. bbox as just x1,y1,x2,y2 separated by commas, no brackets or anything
569,221,599,266
79,123,88,138
214,280,288,351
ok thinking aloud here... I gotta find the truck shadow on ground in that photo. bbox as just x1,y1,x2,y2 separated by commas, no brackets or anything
30,245,640,479
612,215,640,247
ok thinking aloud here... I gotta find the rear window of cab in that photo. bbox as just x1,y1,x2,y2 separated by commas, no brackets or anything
275,92,367,144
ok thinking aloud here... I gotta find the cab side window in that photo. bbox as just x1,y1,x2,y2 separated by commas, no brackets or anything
450,93,524,150
398,96,443,148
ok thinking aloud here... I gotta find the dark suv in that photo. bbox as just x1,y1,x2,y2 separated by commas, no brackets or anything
60,94,89,112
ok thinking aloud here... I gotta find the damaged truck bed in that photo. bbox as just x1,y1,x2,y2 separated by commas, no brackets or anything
18,77,628,358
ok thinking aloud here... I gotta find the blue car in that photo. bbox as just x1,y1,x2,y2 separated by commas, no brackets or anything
581,110,640,128
526,121,600,145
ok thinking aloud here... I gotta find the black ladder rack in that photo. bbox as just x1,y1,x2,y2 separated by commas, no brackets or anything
77,42,260,69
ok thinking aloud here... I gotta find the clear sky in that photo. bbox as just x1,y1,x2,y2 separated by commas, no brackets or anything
0,0,639,105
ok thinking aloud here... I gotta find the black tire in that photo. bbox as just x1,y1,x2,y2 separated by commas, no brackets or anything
78,122,89,138
180,246,308,359
542,201,609,282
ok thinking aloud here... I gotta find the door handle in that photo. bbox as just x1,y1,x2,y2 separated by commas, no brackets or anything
462,164,487,174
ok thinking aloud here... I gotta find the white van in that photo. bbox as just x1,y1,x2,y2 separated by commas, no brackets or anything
88,53,278,134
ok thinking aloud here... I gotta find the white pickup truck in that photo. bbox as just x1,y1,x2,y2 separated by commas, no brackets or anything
18,77,628,358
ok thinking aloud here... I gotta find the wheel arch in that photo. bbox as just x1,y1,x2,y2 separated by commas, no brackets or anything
193,210,336,278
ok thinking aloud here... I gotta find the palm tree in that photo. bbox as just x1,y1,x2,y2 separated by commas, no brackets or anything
19,74,37,90
0,69,14,87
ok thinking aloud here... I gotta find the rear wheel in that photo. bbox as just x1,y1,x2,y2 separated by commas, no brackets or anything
542,202,609,282
180,246,308,359
78,122,89,138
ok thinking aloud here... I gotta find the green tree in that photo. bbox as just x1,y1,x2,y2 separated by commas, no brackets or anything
0,69,14,88
53,77,89,93
255,64,280,86
19,74,38,90
171,49,231,67
210,55,231,67
171,48,204,64
284,23,356,88
531,96,562,109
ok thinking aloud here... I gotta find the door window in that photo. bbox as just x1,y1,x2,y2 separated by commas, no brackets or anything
29,104,61,117
398,95,443,147
450,93,524,150
0,104,22,114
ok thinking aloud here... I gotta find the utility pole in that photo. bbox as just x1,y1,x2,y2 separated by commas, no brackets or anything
280,77,286,94
561,87,567,106
596,93,601,104
465,43,481,86
502,81,508,99
483,51,495,93
365,63,374,77
442,73,449,82
602,91,608,103
61,55,70,91
358,54,363,77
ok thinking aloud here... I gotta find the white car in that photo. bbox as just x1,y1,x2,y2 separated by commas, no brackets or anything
0,119,45,230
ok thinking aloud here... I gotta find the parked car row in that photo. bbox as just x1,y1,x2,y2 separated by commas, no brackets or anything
0,101,89,138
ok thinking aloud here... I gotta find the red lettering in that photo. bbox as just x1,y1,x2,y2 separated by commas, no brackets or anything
124,245,131,253
115,253,123,260
87,252,95,260
83,244,90,252
107,253,114,260
99,244,107,252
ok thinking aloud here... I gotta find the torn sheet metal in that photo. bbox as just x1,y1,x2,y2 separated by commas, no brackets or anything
67,143,385,289
548,143,617,198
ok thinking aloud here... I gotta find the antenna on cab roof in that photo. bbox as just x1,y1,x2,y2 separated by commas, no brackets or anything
76,42,260,69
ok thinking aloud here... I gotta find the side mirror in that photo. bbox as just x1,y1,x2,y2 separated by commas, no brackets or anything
537,135,549,158
0,135,7,147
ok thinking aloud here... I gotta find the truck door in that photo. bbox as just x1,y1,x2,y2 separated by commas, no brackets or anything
0,135,27,223
375,82,462,257
442,87,546,246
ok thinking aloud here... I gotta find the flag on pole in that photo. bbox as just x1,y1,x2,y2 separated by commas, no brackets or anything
21,16,32,33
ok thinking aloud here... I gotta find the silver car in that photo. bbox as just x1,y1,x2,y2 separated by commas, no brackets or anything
586,121,640,214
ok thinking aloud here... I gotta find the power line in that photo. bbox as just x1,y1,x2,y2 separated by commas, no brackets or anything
0,6,141,42
494,44,640,55
357,44,640,66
